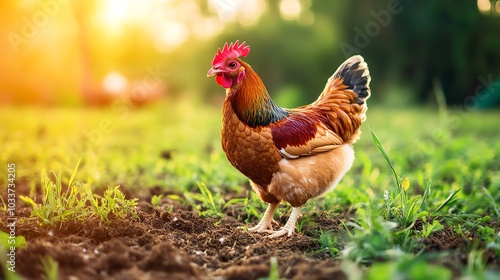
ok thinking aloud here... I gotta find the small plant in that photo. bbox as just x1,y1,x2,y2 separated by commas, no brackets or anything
184,182,242,219
258,257,283,280
365,257,452,280
372,130,460,229
486,232,500,257
41,255,59,280
342,207,401,263
296,215,313,234
373,131,428,228
0,231,26,249
20,160,138,225
464,249,488,279
421,219,444,238
151,194,164,207
477,225,495,241
184,182,224,218
318,230,340,256
89,185,139,223
481,187,499,219
242,191,268,223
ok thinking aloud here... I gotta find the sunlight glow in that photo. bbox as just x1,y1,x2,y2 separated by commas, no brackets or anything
103,72,128,95
154,22,190,53
99,0,152,34
101,0,128,31
209,0,243,20
208,0,265,26
238,0,266,26
477,0,491,13
298,0,314,25
97,0,265,49
279,0,302,21
193,18,224,40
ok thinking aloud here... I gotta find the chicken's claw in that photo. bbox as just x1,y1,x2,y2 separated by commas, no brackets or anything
247,203,279,233
267,206,301,238
247,220,276,232
268,227,293,238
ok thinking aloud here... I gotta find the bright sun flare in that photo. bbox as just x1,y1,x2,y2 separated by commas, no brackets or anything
99,0,153,34
101,0,129,29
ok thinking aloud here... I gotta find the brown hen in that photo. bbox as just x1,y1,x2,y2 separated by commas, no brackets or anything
207,41,371,237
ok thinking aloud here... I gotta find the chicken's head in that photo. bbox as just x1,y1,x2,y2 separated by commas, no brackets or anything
207,40,250,89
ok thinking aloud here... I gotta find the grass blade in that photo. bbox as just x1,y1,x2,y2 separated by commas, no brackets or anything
433,77,448,119
481,186,499,218
434,188,461,214
68,158,81,188
371,130,401,191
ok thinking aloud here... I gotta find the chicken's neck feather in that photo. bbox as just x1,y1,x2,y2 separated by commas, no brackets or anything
228,62,288,127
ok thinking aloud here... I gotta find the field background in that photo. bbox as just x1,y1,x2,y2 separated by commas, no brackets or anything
1,100,499,279
1,0,500,279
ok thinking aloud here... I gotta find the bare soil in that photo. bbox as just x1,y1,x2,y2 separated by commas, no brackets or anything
1,187,498,280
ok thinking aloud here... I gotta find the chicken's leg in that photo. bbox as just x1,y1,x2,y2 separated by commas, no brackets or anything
268,206,301,238
248,203,279,232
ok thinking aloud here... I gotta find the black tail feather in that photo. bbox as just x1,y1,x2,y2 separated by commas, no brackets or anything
333,55,371,105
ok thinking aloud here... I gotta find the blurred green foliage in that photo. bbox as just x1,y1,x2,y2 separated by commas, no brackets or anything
2,0,499,107
197,0,500,107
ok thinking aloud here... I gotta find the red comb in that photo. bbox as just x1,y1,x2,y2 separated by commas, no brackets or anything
212,40,250,66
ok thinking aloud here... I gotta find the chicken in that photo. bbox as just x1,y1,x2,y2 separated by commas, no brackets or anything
207,41,371,238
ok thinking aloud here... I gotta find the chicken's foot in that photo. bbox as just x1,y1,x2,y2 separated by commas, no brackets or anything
248,203,279,232
268,206,301,238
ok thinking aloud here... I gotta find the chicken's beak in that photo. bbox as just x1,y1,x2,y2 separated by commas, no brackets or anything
207,67,223,77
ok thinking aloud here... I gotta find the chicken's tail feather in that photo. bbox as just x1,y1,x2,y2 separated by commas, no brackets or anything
333,55,371,105
312,55,371,144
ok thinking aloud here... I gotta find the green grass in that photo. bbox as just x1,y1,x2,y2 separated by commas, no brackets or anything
184,181,244,219
1,99,499,278
259,257,283,280
19,159,138,225
41,256,58,280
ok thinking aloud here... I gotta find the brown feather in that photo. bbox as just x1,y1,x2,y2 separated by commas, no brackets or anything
221,98,281,203
267,145,355,207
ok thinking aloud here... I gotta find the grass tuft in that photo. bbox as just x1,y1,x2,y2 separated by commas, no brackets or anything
20,160,138,225
318,230,340,256
184,182,244,220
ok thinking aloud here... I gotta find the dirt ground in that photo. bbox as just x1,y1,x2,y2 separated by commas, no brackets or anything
1,187,498,280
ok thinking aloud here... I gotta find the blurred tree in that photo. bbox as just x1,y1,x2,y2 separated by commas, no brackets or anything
390,0,500,106
200,0,500,107
73,0,95,104
2,0,499,107
322,0,500,106
199,0,349,105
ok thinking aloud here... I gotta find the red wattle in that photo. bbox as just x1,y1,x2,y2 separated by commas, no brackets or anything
221,75,233,88
215,74,233,89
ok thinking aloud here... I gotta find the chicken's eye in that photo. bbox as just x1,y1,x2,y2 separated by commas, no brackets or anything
229,62,237,69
